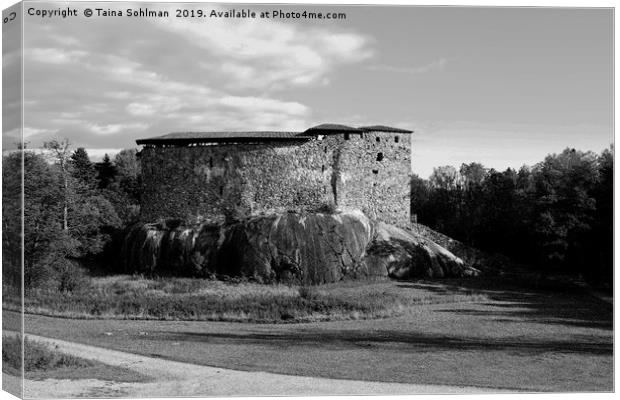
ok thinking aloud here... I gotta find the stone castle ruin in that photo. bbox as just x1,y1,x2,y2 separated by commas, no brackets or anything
128,124,477,282
136,124,412,226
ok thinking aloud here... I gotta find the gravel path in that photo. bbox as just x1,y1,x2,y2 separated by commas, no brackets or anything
9,332,503,398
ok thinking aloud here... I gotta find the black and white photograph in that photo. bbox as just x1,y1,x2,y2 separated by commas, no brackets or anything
1,0,614,397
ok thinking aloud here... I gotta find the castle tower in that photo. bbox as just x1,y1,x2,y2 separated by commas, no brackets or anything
302,124,412,226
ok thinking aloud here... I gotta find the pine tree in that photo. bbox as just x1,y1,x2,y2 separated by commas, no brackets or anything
96,153,117,189
70,147,96,189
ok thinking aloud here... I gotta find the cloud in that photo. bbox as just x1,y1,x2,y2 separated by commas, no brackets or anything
218,96,308,116
23,127,59,138
21,6,375,149
154,5,372,91
88,123,149,135
26,47,88,65
367,58,448,75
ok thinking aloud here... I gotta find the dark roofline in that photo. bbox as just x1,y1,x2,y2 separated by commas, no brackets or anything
136,124,413,145
304,123,364,134
358,125,413,134
136,131,312,145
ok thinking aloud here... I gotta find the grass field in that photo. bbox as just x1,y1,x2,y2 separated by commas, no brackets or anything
4,275,487,322
2,335,150,383
7,277,613,392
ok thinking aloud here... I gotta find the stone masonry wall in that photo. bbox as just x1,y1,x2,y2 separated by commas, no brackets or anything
140,132,411,226
336,131,411,227
140,141,333,223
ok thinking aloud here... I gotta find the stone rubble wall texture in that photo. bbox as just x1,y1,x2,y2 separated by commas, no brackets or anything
335,132,411,227
140,131,411,226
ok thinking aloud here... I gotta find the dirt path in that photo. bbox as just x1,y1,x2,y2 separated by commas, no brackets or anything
11,332,502,397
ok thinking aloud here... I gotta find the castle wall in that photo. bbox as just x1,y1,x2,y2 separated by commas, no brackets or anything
140,141,333,223
140,131,411,226
336,131,411,226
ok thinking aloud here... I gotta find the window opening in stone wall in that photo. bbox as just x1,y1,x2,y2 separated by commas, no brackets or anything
376,152,384,162
344,133,350,140
322,165,325,172
324,146,328,154
209,157,213,168
376,137,380,143
219,186,224,196
372,169,379,174
395,136,399,143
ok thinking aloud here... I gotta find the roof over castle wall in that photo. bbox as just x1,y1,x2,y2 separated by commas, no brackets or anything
136,131,312,145
304,124,413,134
303,124,364,134
358,125,413,133
136,124,412,145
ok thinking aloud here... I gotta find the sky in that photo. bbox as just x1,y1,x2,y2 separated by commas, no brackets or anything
3,2,613,177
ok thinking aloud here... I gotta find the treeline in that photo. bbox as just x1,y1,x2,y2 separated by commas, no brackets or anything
411,147,613,284
2,140,141,291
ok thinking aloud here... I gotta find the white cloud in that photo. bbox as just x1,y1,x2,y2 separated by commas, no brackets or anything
155,5,372,90
26,48,88,65
219,96,308,116
88,123,149,135
23,127,58,138
368,58,448,75
22,7,376,147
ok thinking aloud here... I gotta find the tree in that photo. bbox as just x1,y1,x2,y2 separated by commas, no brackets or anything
96,154,117,189
589,145,613,283
410,174,429,223
70,147,96,188
44,138,72,231
3,151,73,289
429,165,459,190
531,149,599,271
114,149,140,179
459,162,486,188
412,146,611,282
45,140,122,259
3,151,24,288
113,149,142,204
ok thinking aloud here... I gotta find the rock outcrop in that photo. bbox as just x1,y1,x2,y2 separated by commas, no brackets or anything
120,210,478,284
367,222,478,279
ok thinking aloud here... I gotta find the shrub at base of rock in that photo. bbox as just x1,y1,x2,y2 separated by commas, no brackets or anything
119,210,479,284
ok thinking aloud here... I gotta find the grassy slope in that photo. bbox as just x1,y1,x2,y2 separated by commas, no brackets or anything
4,276,487,323
7,278,613,392
2,335,150,383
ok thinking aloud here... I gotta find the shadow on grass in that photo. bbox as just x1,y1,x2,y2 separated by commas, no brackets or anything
146,277,612,359
154,329,612,356
396,277,613,331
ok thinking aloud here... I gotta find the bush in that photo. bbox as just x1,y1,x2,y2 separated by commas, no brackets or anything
298,285,320,300
50,258,90,293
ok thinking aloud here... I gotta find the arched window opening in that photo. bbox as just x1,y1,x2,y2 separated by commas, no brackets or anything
376,152,384,162
395,136,400,143
372,169,379,175
376,137,381,143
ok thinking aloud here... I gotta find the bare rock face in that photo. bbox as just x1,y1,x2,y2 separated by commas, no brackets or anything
366,222,479,279
120,210,478,283
217,210,383,283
